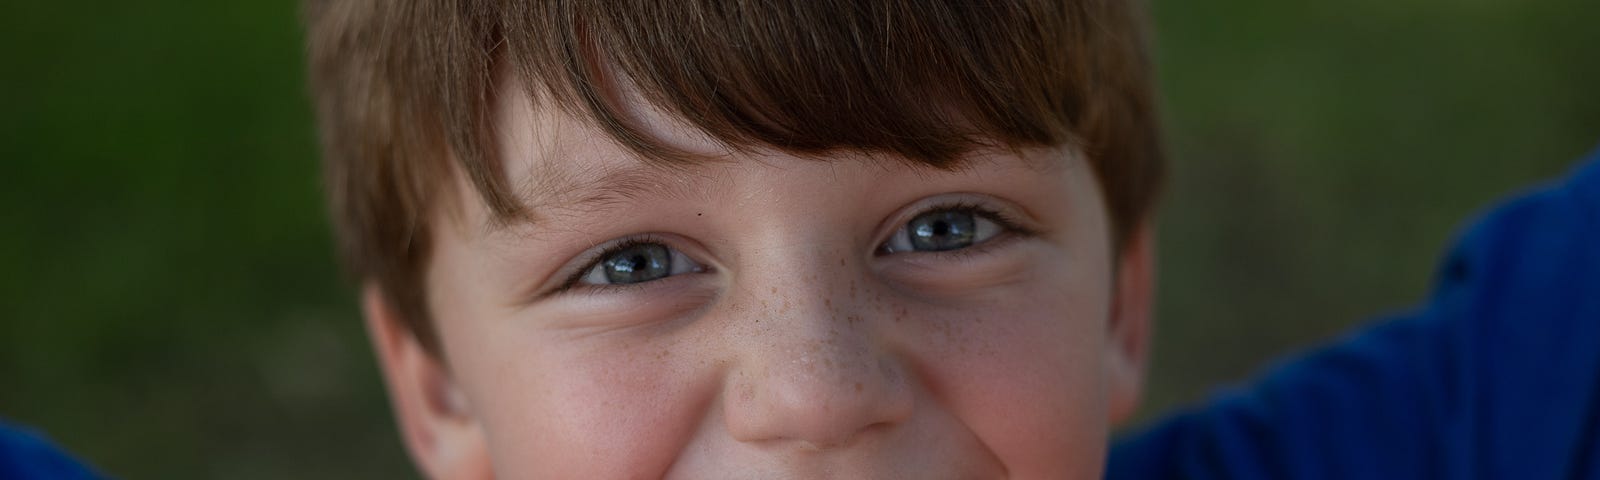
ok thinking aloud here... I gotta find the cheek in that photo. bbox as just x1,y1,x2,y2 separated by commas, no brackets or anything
427,237,718,477
900,257,1113,477
444,317,718,478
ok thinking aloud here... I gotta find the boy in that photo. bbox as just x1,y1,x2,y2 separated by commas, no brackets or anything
306,0,1159,477
301,0,1599,479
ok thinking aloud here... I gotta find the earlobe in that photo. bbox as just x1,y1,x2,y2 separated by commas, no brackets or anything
362,285,492,479
1105,222,1155,425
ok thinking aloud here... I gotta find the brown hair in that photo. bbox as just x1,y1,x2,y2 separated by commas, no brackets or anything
304,0,1164,353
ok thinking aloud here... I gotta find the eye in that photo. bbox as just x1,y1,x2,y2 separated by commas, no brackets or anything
577,240,704,286
881,207,1005,254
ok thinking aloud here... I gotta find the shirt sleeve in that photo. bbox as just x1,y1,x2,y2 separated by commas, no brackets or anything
0,421,108,480
1107,152,1600,480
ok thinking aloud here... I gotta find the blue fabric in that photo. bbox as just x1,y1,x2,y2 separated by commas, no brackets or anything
1109,149,1600,479
0,421,106,479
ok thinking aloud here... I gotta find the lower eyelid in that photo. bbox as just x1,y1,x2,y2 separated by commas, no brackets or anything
552,278,725,330
873,233,1036,295
570,268,714,296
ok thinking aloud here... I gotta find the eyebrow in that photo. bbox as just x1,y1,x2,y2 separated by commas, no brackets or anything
494,160,716,232
486,145,1029,235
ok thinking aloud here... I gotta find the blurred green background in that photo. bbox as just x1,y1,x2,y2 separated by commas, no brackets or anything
1,0,1595,478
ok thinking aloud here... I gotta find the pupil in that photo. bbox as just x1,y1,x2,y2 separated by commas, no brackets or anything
603,243,671,284
909,210,976,252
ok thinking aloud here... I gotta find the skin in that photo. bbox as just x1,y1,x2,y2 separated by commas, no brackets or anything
364,80,1155,479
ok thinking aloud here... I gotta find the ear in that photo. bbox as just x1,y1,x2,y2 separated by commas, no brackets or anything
1105,221,1155,425
363,284,493,480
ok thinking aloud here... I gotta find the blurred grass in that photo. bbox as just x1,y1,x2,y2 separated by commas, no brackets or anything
0,1,411,478
1142,0,1600,420
0,0,1595,477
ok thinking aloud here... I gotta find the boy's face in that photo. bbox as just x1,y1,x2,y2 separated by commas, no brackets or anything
366,82,1154,479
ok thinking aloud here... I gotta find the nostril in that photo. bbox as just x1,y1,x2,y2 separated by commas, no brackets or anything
794,421,893,452
723,353,915,449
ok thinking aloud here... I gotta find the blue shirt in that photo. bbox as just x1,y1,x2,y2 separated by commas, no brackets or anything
0,421,104,480
1109,150,1600,479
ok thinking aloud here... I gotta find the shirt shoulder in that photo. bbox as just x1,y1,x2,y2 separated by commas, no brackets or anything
1108,148,1600,479
0,420,107,480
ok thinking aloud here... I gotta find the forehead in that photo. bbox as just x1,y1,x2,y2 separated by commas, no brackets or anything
477,76,1071,236
489,79,726,224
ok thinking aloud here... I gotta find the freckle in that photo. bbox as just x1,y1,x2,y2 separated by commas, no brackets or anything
839,258,846,266
854,382,863,393
770,287,777,294
825,298,832,308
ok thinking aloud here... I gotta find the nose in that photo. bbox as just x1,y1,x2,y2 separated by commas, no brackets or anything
723,279,914,450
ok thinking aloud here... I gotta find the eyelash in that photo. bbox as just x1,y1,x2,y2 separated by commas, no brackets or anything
879,201,1037,256
555,234,679,294
550,201,1034,294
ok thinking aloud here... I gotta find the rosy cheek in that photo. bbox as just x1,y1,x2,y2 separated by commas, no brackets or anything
899,292,1111,477
475,336,719,478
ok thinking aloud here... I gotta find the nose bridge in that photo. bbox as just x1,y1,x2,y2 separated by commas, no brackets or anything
723,241,912,448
